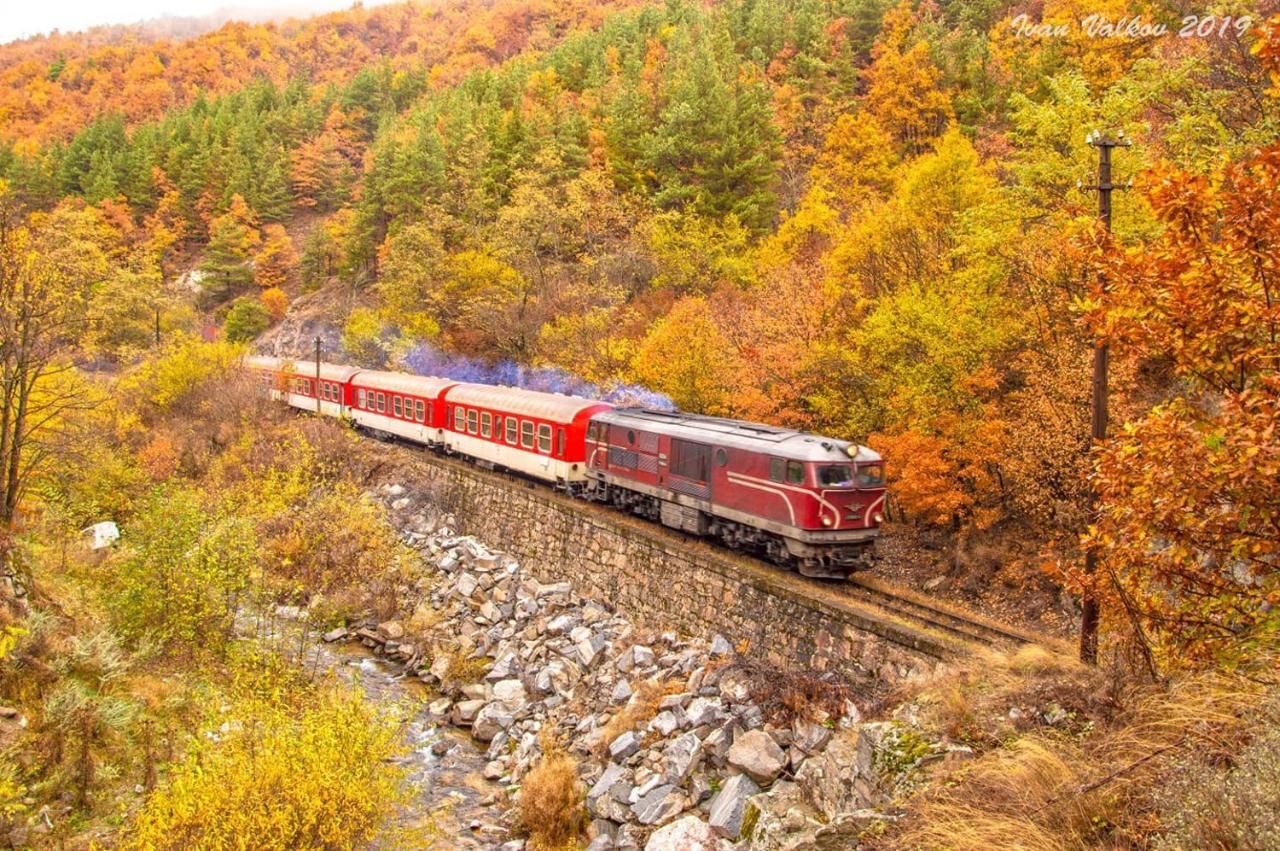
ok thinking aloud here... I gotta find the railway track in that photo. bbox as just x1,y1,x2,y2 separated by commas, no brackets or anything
372,434,1059,658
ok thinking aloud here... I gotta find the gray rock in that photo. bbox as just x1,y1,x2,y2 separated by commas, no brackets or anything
684,697,722,728
458,570,481,596
472,703,514,742
322,627,347,643
611,679,634,704
643,815,729,850
376,620,404,641
709,634,734,657
727,730,786,785
632,645,656,668
451,698,486,726
663,732,702,783
631,783,684,826
492,679,527,707
589,763,630,817
609,730,640,760
792,718,833,754
707,773,760,840
649,710,679,737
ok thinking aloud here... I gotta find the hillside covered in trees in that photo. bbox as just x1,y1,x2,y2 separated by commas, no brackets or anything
1,0,1279,846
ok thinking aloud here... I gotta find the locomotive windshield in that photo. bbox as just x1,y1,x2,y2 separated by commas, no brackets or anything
817,465,855,488
855,463,884,487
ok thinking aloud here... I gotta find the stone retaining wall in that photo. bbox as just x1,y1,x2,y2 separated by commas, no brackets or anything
398,452,944,683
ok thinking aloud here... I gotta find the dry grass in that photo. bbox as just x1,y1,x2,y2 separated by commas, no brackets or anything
593,677,680,759
888,665,1271,851
518,738,588,851
742,664,856,725
904,644,1103,747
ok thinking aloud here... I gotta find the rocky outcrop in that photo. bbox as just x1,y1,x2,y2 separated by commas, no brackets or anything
324,481,906,850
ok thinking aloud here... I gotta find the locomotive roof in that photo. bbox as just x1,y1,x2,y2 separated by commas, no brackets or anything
353,370,458,396
597,408,882,463
446,383,613,424
245,355,362,382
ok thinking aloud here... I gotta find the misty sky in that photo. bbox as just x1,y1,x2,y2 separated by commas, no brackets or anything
1,0,395,44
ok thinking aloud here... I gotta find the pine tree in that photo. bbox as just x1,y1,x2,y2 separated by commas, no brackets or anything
199,194,260,303
641,28,780,233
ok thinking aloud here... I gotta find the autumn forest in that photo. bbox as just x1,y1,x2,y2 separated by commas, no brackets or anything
1,0,1278,847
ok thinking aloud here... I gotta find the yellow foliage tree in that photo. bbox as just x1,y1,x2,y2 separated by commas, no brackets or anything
254,223,298,290
127,687,408,850
862,1,953,153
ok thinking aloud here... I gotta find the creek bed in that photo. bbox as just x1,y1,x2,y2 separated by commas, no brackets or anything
257,612,510,848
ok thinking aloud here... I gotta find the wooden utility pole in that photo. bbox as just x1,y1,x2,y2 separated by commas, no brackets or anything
314,336,322,415
1079,130,1129,665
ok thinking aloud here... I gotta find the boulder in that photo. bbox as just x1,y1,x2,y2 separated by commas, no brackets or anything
707,773,760,840
644,815,729,851
649,711,679,737
794,722,892,820
791,718,832,755
472,703,514,742
663,732,702,783
608,730,641,761
728,730,786,785
611,679,633,705
685,697,723,728
588,763,631,818
492,679,527,707
631,784,684,826
377,620,404,641
451,698,486,727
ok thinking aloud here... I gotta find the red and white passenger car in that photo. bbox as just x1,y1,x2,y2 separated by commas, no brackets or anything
245,355,886,577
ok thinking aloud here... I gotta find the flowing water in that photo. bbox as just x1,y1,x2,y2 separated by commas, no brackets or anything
253,611,510,849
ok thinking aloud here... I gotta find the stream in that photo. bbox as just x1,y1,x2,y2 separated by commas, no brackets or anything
254,611,510,849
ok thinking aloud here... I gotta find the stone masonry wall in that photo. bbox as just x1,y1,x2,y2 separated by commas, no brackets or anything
396,452,944,684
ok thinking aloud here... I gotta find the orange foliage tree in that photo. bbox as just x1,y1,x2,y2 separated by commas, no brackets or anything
254,225,298,290
1080,26,1280,667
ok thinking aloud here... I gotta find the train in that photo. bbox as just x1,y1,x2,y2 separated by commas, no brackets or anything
246,356,886,578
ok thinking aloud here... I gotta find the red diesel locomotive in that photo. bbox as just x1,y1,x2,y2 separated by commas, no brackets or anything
246,355,885,577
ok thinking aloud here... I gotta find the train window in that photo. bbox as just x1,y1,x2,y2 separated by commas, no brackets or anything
377,393,386,413
394,396,403,417
855,463,884,487
671,440,711,482
538,424,552,453
454,408,464,430
627,430,636,445
521,420,535,449
415,400,425,422
481,412,492,437
715,448,729,467
818,465,855,488
426,402,434,422
507,418,518,444
467,410,478,434
770,458,785,482
787,461,805,485
356,389,364,407
557,428,565,456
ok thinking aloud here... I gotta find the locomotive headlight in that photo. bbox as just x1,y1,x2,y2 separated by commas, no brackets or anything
873,513,884,524
821,515,833,527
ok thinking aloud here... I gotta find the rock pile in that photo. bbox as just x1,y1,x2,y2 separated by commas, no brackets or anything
330,483,882,849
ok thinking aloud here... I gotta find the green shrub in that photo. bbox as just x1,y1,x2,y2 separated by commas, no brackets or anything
223,298,271,343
